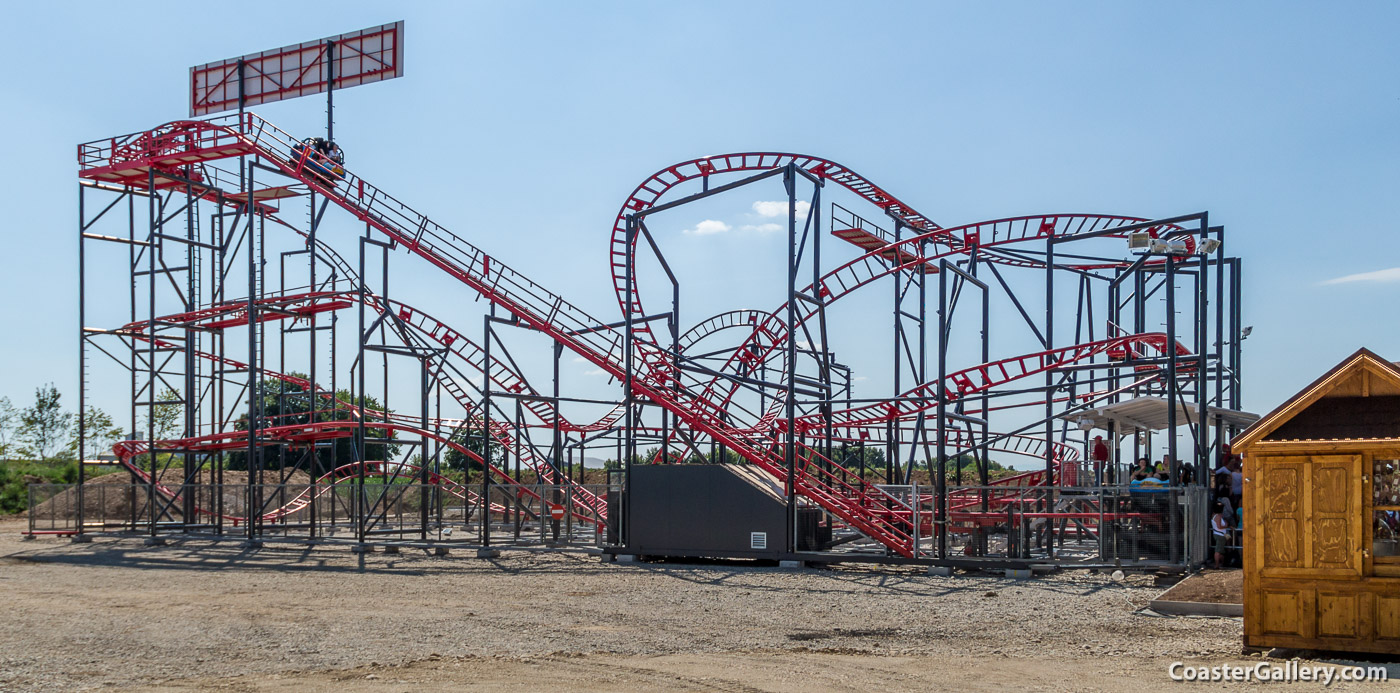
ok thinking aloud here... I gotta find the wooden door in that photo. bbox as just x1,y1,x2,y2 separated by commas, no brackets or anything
1254,454,1363,578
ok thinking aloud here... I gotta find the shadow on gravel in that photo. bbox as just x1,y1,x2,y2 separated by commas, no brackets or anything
8,538,1146,601
10,540,435,576
8,540,450,576
610,559,987,598
8,537,623,577
608,556,1140,600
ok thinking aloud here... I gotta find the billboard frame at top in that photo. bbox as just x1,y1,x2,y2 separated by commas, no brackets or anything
190,21,404,117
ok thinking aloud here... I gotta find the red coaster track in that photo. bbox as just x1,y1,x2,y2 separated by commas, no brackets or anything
77,113,1213,558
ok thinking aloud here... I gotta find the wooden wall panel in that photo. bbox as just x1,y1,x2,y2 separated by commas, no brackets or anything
1261,590,1306,637
1317,591,1361,639
1377,596,1400,641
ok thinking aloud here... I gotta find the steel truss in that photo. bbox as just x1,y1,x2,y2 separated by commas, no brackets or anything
61,114,1243,569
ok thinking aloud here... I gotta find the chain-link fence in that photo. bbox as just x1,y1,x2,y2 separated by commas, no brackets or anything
29,478,1208,566
26,481,615,548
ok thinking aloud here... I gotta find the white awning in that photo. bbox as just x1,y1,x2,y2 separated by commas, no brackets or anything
1062,396,1259,433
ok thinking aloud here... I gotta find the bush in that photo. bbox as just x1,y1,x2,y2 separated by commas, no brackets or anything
0,460,115,514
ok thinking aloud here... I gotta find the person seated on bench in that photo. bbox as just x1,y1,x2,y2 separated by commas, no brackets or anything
1133,470,1169,513
1129,472,1159,513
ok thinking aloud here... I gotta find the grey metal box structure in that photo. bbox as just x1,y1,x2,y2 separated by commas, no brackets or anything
628,464,808,559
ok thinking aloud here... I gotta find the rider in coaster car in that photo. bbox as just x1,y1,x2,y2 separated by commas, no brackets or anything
291,137,346,186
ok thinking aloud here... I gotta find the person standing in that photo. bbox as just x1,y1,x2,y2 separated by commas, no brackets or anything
1091,435,1110,485
1211,500,1231,569
1217,443,1235,474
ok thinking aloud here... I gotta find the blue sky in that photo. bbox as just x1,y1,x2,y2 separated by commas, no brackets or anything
1,2,1398,452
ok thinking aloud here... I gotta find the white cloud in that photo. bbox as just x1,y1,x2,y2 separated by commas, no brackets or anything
853,376,869,382
584,368,608,376
1321,267,1400,285
683,219,732,235
739,223,783,233
753,200,811,219
572,356,589,364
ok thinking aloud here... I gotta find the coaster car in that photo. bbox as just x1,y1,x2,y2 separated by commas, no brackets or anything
291,137,346,186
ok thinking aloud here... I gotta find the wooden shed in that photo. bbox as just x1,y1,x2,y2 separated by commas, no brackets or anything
1233,348,1400,655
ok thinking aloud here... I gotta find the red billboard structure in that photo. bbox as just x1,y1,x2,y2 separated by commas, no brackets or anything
189,21,404,117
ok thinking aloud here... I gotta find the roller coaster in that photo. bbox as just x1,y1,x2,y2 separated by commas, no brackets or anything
60,110,1246,567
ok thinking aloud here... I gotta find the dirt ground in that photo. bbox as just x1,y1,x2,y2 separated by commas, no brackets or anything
1156,569,1243,604
1,519,1393,692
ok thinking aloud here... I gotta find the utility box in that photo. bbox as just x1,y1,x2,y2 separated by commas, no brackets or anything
1234,348,1400,656
625,464,820,559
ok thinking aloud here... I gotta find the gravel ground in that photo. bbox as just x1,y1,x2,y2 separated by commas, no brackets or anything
1,519,1391,692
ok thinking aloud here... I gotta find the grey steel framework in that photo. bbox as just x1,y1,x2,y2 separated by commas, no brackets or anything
60,112,1245,570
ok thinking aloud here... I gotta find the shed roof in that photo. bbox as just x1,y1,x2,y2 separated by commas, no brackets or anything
1232,347,1400,450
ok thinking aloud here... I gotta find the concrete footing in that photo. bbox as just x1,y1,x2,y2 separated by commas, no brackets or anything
143,537,166,547
778,560,807,569
69,534,91,544
240,540,263,550
351,544,373,554
383,545,401,555
433,546,450,557
1005,568,1033,580
475,548,500,559
614,554,637,563
927,566,953,577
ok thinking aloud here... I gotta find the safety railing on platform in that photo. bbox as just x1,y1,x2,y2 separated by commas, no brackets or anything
860,482,1210,565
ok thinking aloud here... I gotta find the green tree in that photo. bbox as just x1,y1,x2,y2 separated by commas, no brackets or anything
0,396,16,461
443,425,506,475
71,407,124,460
123,389,184,470
831,443,886,471
323,390,401,471
147,387,184,440
18,384,73,464
683,447,747,465
226,375,399,475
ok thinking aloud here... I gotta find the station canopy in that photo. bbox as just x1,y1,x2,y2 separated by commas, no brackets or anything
1062,396,1259,433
